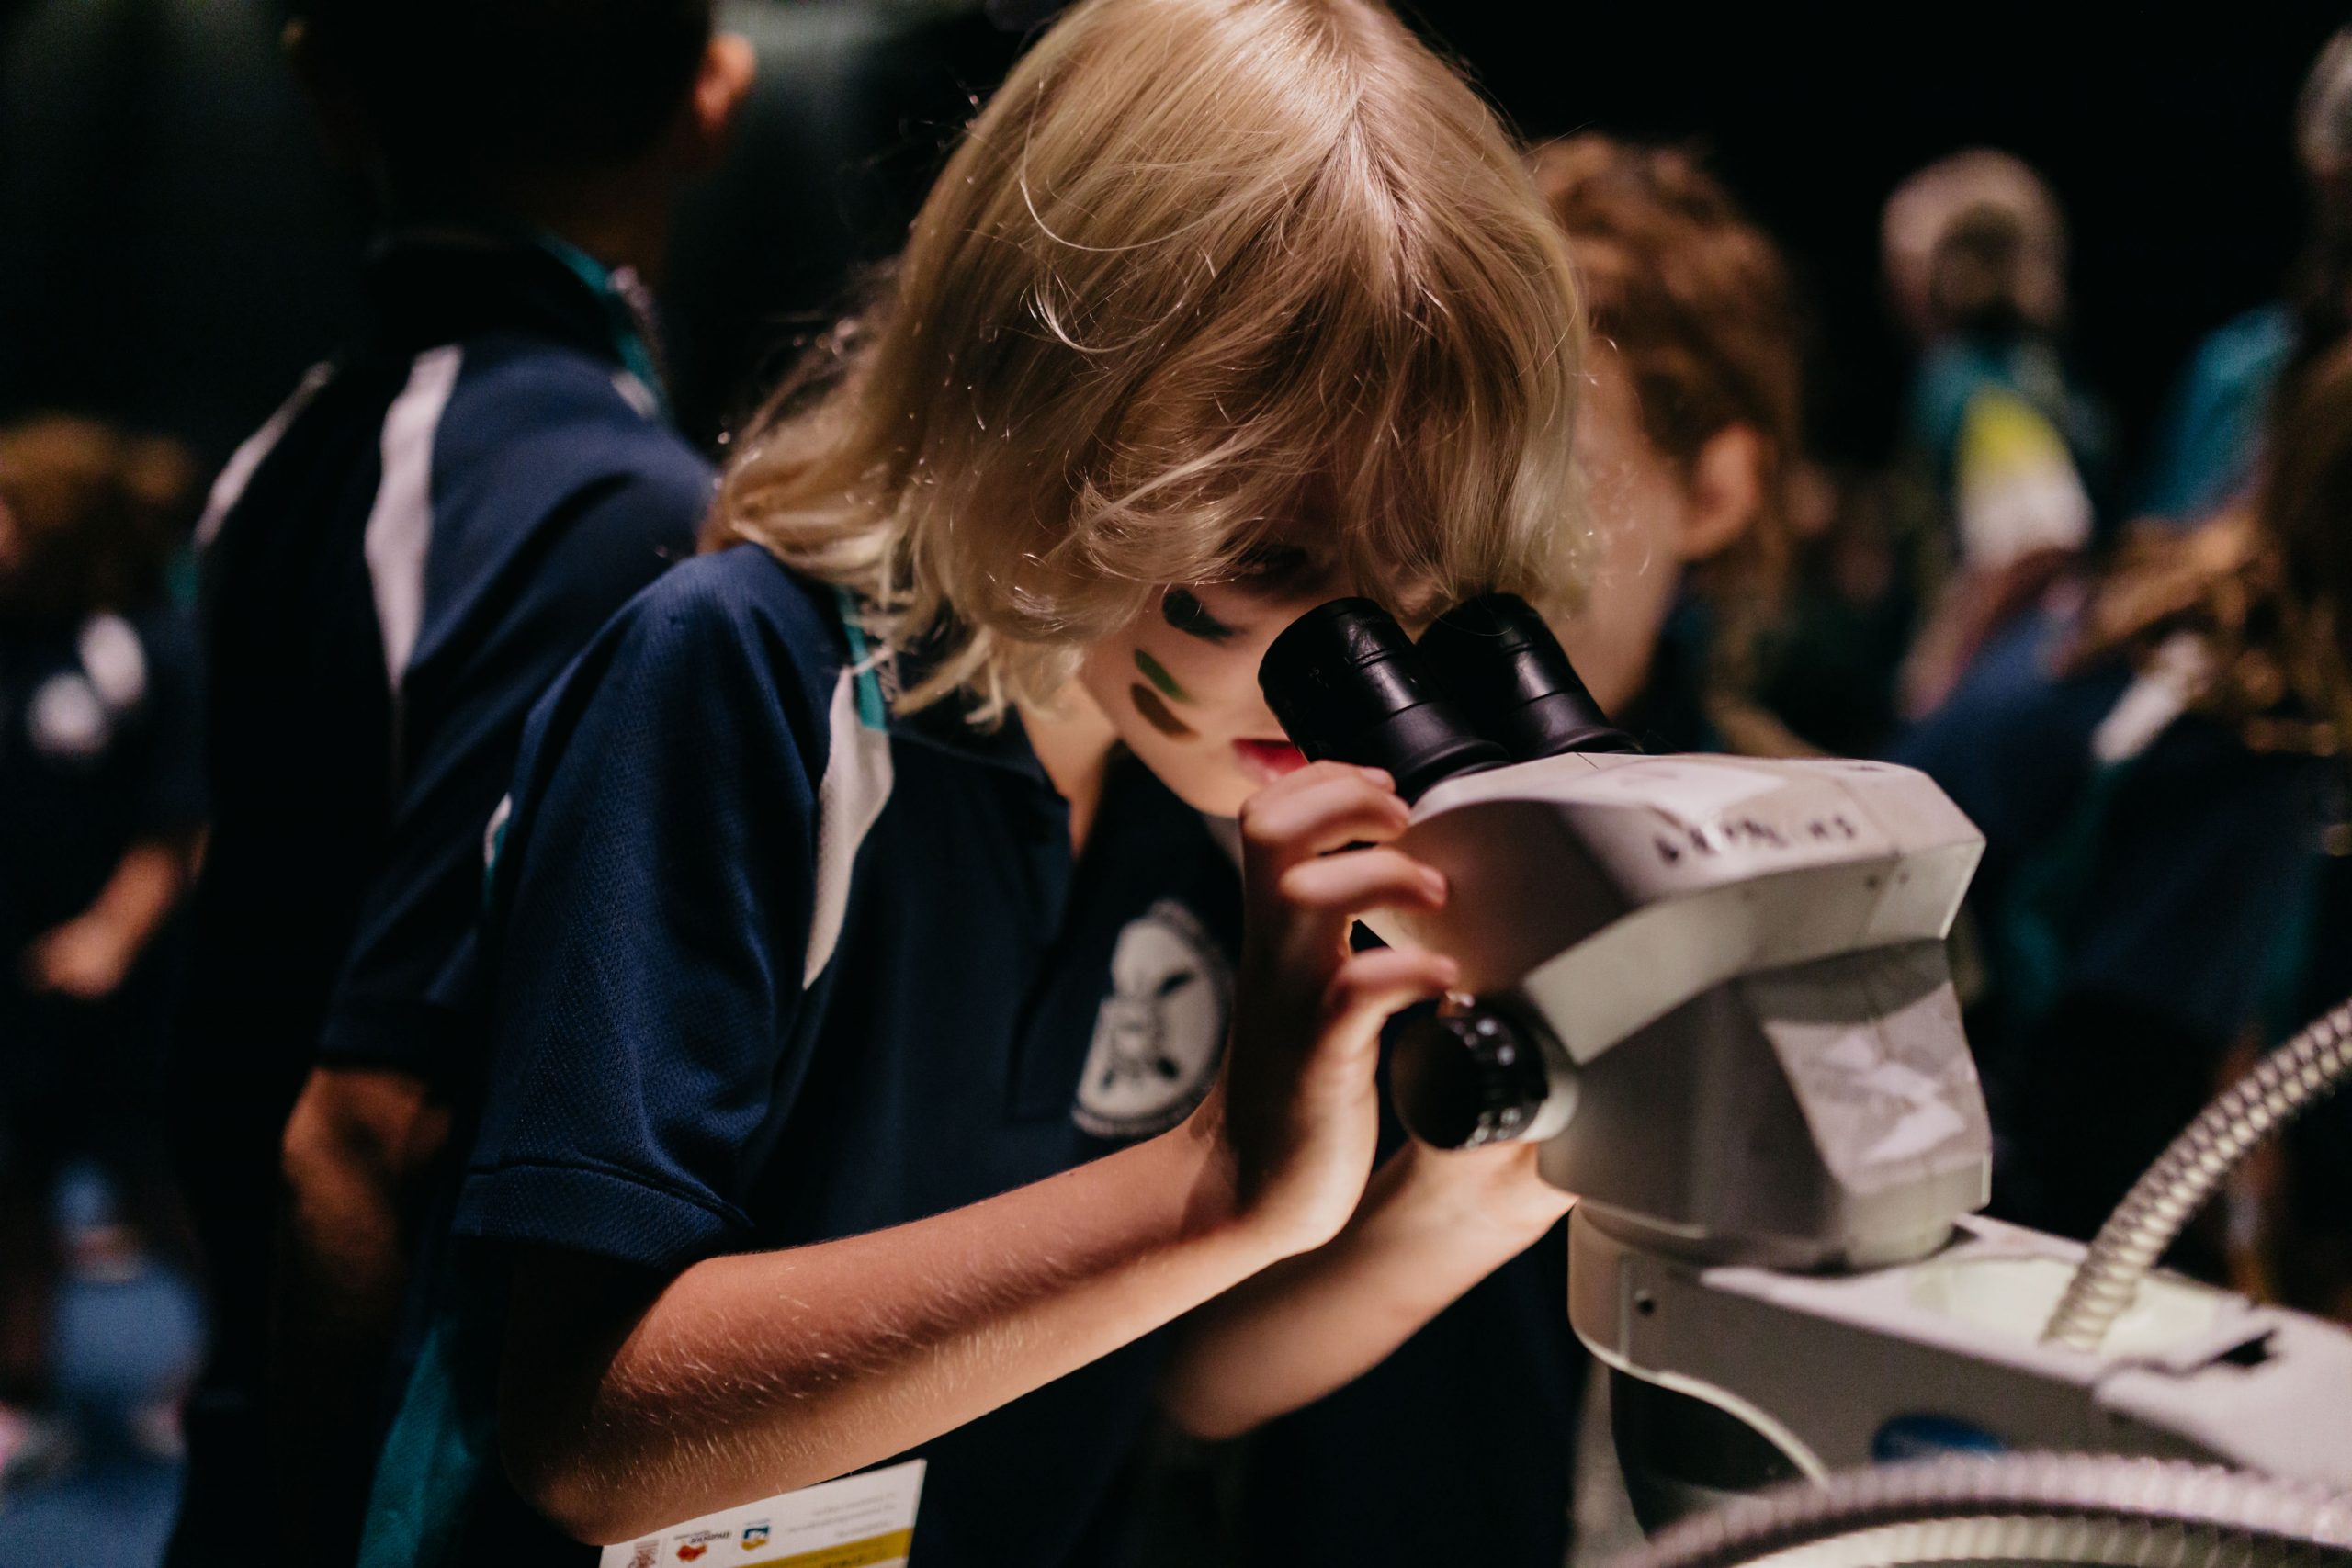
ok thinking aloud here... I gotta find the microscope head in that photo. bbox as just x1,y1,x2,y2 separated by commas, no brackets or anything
1261,596,1993,1272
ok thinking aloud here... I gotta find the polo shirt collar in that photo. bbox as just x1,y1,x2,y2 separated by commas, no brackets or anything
885,686,1055,789
359,226,655,386
828,589,1053,789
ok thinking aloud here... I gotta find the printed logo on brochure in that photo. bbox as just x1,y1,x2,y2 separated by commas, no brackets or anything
628,1544,658,1568
673,1529,729,1562
740,1524,770,1551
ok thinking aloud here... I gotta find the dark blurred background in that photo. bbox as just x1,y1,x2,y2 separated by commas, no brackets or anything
3,0,2344,479
1448,5,2345,469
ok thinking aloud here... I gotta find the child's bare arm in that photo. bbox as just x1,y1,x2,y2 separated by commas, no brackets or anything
22,835,194,999
498,763,1453,1544
275,1065,452,1562
503,1122,1256,1542
1157,1139,1572,1438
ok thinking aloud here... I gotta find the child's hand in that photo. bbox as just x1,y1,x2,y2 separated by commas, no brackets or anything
23,913,137,1000
1198,762,1456,1255
1395,1139,1575,1247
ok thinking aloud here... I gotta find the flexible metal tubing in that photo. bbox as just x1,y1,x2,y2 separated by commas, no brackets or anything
1611,1453,2352,1568
2041,992,2352,1352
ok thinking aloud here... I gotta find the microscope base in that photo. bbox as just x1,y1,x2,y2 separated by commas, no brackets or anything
1568,1205,2352,1496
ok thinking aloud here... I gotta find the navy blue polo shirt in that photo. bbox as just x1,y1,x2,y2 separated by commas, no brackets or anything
1230,1206,1581,1568
185,236,708,1096
169,231,708,1557
372,544,1240,1566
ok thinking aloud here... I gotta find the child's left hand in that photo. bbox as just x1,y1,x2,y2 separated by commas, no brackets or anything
24,913,137,1000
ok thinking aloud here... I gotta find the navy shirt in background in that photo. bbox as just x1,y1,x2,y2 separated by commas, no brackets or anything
0,604,204,1076
1894,609,2340,1240
0,606,204,953
168,234,708,1562
369,546,1241,1567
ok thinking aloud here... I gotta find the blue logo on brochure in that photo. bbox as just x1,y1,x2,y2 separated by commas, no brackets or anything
741,1524,770,1550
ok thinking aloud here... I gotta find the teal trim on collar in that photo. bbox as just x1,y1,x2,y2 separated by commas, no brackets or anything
811,574,1046,784
832,585,890,732
533,231,671,420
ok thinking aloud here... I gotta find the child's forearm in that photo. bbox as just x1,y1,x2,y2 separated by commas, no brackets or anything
86,837,193,948
274,1066,452,1562
500,1102,1295,1546
1156,1141,1570,1439
23,837,197,998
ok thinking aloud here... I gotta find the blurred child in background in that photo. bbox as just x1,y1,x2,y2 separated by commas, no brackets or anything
0,416,203,1212
166,3,752,1561
0,420,201,1053
1534,134,1811,756
2142,28,2352,526
0,415,207,1556
1215,133,1815,1568
1898,334,2352,1295
1883,150,2112,717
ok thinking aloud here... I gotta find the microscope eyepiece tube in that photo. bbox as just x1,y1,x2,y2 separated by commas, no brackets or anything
1257,598,1509,801
1415,592,1638,760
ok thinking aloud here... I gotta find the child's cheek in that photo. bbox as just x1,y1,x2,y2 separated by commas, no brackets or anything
1124,602,1295,744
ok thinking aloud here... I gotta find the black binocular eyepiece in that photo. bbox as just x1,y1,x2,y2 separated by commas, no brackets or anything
1418,594,1638,762
1258,600,1509,800
1257,593,1634,799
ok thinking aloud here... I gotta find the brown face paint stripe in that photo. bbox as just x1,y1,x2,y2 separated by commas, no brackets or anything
1133,648,1190,703
1130,682,1196,739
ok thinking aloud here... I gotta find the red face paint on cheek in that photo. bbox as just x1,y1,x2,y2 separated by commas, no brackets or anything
1130,682,1196,739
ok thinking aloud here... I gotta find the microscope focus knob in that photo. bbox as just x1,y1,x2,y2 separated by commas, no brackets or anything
1392,1006,1569,1150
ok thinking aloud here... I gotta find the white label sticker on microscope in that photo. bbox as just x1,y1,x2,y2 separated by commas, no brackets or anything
596,1457,924,1568
1552,760,1785,826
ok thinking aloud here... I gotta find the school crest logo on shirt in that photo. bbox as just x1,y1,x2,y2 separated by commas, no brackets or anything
1074,899,1230,1139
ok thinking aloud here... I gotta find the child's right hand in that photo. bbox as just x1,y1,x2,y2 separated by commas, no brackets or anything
1193,761,1457,1256
22,911,137,1001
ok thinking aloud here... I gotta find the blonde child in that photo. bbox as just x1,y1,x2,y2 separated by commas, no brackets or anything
361,1,1592,1562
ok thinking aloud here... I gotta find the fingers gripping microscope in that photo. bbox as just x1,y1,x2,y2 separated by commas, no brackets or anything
1258,596,2352,1545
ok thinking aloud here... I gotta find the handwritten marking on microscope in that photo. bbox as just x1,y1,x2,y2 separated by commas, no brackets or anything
1653,813,1858,866
1559,760,1782,819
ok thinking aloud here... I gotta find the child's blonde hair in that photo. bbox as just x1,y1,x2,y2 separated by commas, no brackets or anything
710,0,1586,717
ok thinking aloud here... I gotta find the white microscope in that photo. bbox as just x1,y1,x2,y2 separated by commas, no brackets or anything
1258,596,2352,1566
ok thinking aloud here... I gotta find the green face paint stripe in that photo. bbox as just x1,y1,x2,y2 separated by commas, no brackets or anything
1130,682,1196,739
1133,648,1190,703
